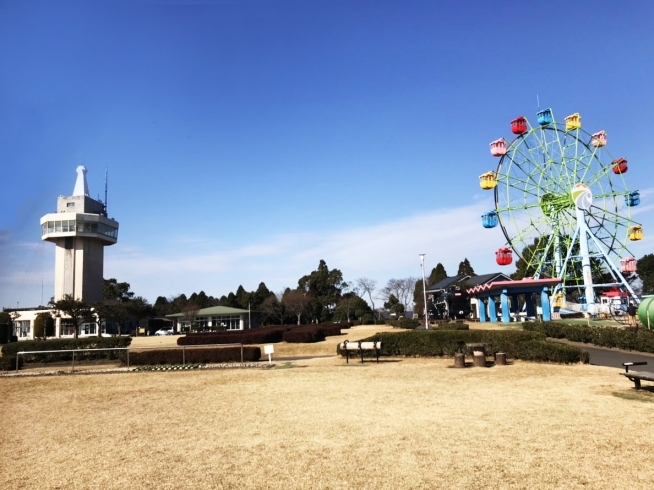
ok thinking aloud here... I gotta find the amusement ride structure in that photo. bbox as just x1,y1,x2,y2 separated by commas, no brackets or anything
479,108,644,317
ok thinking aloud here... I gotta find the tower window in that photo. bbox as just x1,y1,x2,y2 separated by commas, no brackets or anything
65,237,74,249
67,202,75,208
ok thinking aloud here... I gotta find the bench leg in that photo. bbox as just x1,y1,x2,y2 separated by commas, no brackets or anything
361,349,364,363
376,348,379,364
634,378,641,390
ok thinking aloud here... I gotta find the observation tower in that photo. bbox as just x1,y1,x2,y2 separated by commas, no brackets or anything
40,166,119,303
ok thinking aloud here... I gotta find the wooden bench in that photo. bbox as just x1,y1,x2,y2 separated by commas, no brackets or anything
339,340,382,364
621,362,654,390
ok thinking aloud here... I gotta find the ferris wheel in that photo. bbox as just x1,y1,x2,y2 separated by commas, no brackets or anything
478,108,644,313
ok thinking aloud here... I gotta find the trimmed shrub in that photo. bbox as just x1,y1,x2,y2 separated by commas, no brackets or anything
313,325,342,337
0,323,12,344
180,324,343,346
389,318,421,329
512,339,589,364
282,330,325,343
337,330,588,364
0,356,23,371
124,346,261,366
523,322,654,354
432,323,470,331
1,337,132,363
178,329,284,346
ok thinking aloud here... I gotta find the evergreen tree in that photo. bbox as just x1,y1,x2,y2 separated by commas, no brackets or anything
298,260,345,322
428,263,448,285
413,279,425,319
457,258,476,276
637,254,654,295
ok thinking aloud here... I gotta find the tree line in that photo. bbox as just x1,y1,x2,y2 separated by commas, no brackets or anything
4,253,651,337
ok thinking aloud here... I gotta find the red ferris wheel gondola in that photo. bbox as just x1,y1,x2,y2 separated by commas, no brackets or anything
495,247,513,266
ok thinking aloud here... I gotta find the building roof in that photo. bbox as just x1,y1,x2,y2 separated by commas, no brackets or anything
426,274,468,291
426,272,511,292
166,306,251,318
466,278,562,295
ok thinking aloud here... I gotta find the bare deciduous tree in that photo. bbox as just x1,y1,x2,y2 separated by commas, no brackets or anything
356,277,377,320
181,301,200,332
282,289,311,325
381,278,418,314
261,291,286,325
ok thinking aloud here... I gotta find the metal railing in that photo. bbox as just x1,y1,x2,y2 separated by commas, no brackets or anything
16,343,245,372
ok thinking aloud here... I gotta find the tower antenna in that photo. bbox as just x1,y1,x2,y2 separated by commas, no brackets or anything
104,168,108,216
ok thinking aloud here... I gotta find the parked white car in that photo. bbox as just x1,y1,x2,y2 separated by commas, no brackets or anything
154,328,173,336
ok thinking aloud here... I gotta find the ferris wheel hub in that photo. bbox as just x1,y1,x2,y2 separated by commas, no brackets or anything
539,192,574,217
571,183,593,211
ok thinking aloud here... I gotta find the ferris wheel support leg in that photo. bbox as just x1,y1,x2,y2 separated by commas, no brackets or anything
585,228,641,304
555,225,581,296
576,207,596,310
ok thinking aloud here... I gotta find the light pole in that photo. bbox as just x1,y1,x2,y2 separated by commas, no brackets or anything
419,254,428,330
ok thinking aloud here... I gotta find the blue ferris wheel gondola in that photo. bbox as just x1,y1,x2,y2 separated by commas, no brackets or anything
625,191,640,207
537,108,553,126
482,211,498,228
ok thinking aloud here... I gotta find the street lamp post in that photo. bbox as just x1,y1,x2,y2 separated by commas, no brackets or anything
419,254,428,330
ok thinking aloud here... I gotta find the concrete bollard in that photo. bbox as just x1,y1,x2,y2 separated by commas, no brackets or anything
454,352,465,368
495,352,507,366
473,351,486,368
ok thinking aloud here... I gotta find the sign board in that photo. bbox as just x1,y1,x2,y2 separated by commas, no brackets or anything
264,344,274,354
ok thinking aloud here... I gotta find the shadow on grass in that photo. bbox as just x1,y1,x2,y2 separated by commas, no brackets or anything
274,363,308,370
447,360,515,368
612,389,654,403
339,359,402,366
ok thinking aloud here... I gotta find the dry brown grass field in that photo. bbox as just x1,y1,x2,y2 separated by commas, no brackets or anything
3,346,654,489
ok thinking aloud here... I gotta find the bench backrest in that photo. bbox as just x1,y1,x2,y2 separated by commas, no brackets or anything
340,341,381,350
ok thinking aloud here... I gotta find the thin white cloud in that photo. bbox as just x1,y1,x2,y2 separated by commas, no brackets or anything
5,191,652,308
102,201,499,302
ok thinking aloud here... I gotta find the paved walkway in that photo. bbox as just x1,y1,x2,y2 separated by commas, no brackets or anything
552,339,654,369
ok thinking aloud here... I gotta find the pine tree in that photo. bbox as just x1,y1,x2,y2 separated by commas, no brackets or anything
637,254,654,295
428,263,448,285
457,258,476,276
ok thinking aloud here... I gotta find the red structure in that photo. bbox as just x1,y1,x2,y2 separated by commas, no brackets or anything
495,247,513,266
511,116,528,135
620,257,637,273
611,158,628,174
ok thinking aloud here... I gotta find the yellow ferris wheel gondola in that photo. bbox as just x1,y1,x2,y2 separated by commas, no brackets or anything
628,225,643,241
479,171,497,190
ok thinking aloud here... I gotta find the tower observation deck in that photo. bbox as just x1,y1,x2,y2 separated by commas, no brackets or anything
40,166,119,303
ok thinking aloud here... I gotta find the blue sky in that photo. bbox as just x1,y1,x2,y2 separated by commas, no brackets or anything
2,0,653,308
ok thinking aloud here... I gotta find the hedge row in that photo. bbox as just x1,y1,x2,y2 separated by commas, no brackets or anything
179,324,344,346
1,337,132,363
432,323,470,331
282,330,324,343
0,356,23,371
388,319,470,331
186,322,353,336
123,347,261,366
388,318,421,329
523,321,654,354
337,330,588,364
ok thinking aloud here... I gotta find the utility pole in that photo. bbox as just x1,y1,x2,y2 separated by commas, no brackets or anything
419,254,428,330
